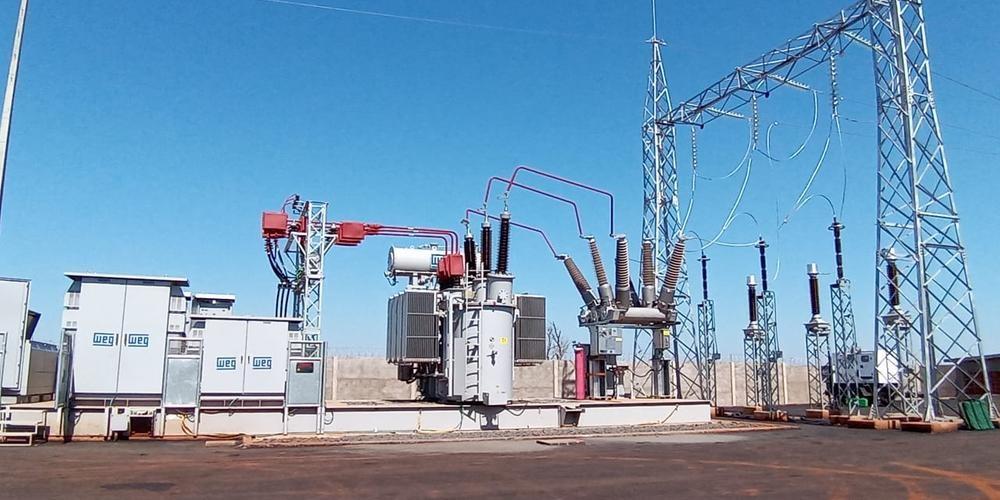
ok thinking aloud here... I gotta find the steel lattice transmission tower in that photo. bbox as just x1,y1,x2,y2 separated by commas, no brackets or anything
868,0,994,420
634,0,702,400
657,0,995,420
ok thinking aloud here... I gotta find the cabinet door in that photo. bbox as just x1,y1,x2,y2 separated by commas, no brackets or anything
117,283,170,394
242,321,288,394
73,281,126,394
0,279,28,390
199,319,247,394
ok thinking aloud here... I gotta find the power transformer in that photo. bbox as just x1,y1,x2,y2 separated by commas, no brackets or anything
384,213,546,406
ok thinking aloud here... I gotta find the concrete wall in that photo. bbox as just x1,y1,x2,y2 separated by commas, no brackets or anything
323,357,814,404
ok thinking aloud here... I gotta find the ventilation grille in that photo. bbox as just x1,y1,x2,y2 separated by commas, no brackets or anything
387,289,439,363
515,295,546,363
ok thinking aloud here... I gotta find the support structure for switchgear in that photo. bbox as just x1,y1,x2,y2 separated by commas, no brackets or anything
757,239,782,410
804,264,831,410
743,276,764,407
696,253,718,405
829,220,862,414
635,0,701,400
657,0,994,420
293,201,335,341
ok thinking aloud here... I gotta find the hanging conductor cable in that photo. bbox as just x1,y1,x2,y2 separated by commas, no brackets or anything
505,165,617,237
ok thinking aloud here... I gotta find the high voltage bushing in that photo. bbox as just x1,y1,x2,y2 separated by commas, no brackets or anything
588,237,612,306
757,238,769,292
614,236,631,307
699,253,710,302
656,237,686,312
496,211,511,274
641,240,655,306
746,275,759,327
480,221,492,273
464,234,477,274
808,263,822,317
886,249,901,309
829,218,845,280
563,256,598,308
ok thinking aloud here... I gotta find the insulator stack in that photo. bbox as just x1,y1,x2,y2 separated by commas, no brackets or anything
480,222,492,273
496,211,511,274
807,263,821,316
656,237,687,308
830,219,845,280
700,253,710,302
588,237,612,305
887,252,900,308
614,237,631,307
757,238,769,292
640,240,655,306
747,275,759,323
464,234,477,274
564,257,598,308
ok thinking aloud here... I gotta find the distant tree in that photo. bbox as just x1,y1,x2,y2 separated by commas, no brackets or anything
546,322,570,360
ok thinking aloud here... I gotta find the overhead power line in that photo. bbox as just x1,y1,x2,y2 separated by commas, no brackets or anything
257,0,624,42
933,71,1000,104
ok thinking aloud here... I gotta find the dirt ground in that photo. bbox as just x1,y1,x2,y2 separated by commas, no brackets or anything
2,424,999,499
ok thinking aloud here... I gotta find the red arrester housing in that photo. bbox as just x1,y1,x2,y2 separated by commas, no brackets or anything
436,253,466,280
261,212,289,239
335,222,367,246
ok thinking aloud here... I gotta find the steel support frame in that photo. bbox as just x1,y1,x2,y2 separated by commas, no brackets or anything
634,2,702,401
697,299,718,405
743,334,762,407
658,0,994,420
756,291,781,410
830,279,862,414
290,201,335,342
805,328,831,410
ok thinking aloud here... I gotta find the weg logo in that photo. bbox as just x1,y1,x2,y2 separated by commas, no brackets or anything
92,333,115,347
126,334,149,348
216,357,237,370
251,357,272,370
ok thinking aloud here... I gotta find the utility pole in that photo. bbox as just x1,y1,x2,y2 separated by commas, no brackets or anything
0,0,27,233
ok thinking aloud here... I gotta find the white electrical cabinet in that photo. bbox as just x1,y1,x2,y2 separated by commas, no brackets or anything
65,273,188,396
197,316,298,395
0,277,30,391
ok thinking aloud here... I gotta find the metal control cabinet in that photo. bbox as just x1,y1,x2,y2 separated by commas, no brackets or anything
0,278,30,391
590,326,623,355
197,316,299,395
65,273,187,396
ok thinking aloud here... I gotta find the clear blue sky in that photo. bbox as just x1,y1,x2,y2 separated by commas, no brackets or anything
1,0,998,361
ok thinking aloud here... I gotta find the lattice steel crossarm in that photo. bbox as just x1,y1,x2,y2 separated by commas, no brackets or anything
658,0,869,128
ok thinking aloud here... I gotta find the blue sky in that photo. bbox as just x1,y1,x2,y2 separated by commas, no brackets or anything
1,0,999,361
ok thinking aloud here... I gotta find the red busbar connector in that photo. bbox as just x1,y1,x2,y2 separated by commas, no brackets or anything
262,212,289,239
335,221,369,246
436,253,466,280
